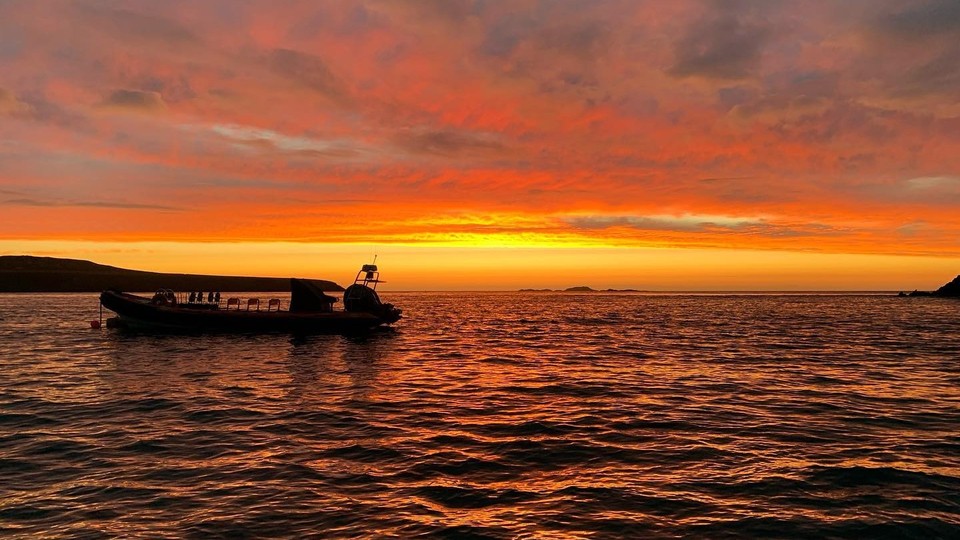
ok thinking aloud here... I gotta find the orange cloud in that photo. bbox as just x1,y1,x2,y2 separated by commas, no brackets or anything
1,0,959,286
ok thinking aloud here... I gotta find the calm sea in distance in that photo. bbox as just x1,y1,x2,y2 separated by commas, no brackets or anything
1,292,958,538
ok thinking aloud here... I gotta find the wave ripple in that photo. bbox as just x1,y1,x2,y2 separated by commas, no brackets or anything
0,292,958,537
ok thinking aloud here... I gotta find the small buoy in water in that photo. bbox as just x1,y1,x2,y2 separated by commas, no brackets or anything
90,320,102,329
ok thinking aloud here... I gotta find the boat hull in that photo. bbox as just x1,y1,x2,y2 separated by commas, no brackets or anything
100,291,392,333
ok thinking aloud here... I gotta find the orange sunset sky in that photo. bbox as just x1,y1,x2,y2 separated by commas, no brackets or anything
2,0,959,290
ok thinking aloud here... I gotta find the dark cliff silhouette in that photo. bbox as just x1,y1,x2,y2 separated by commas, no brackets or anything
0,256,344,293
901,275,960,297
934,275,960,296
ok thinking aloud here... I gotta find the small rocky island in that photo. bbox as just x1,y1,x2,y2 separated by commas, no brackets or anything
900,275,960,297
519,286,644,292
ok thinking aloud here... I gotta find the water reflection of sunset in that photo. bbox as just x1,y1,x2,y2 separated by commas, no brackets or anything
3,1,960,536
1,293,957,536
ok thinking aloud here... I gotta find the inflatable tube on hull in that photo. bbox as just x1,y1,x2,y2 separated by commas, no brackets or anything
99,290,392,334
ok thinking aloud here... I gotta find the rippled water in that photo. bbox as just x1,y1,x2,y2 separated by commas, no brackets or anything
1,292,958,538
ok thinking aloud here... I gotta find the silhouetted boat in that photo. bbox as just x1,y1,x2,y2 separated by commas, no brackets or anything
99,264,402,333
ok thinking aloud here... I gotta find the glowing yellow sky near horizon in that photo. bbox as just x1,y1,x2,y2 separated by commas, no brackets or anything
3,240,957,291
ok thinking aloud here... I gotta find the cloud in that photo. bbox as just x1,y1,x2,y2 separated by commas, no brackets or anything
729,95,830,124
853,0,960,110
210,124,368,159
876,0,960,38
73,3,200,48
268,48,348,103
98,89,167,112
906,176,960,190
394,129,504,157
479,15,536,59
669,8,771,80
564,213,764,233
563,213,847,240
896,220,929,237
1,1,960,257
896,49,960,99
0,90,90,129
0,87,32,115
3,198,182,211
859,176,960,206
694,176,796,203
138,75,197,104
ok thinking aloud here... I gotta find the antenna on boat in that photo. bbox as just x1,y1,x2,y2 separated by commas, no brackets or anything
373,254,378,264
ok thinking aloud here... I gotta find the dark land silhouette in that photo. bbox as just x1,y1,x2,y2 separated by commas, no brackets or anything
0,256,344,293
901,275,960,297
519,286,644,292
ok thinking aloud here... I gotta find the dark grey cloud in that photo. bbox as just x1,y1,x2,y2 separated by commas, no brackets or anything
73,200,181,211
877,0,960,38
75,4,199,47
479,15,536,58
717,86,755,110
396,129,504,157
669,9,771,80
862,1,960,100
539,21,608,60
895,48,960,98
0,13,23,61
138,75,197,103
99,89,167,111
695,176,795,203
0,88,91,129
750,99,905,146
3,198,181,211
480,11,607,59
269,48,348,103
385,0,482,25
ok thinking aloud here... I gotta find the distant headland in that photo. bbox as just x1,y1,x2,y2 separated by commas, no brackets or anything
519,286,645,293
900,275,960,298
0,256,343,293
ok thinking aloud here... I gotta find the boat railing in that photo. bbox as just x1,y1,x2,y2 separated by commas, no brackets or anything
351,264,383,291
159,292,302,313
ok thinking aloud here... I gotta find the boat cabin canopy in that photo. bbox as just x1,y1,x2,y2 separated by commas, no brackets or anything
289,278,339,313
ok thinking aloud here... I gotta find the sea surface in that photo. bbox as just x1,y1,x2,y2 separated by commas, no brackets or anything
0,292,958,538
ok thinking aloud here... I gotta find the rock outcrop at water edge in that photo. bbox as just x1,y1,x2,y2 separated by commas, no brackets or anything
901,274,960,297
934,275,960,297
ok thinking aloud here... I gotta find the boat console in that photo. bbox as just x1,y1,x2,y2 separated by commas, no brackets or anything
344,264,402,323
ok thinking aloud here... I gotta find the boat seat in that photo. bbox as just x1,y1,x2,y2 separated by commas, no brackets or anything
227,297,241,310
247,298,260,311
267,298,281,311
